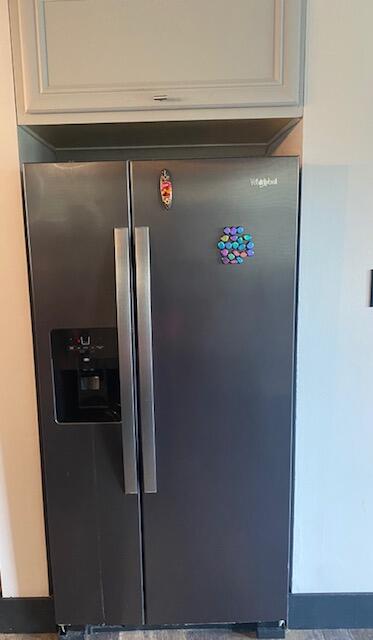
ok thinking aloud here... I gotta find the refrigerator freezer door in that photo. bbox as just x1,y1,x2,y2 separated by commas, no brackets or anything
24,162,143,625
131,157,298,625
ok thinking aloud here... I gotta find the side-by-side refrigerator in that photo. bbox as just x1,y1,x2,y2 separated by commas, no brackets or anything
23,157,299,628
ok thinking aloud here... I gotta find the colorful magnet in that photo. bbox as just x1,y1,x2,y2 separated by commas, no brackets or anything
160,169,173,209
217,226,255,265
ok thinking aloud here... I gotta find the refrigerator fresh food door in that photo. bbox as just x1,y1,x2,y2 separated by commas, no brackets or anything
131,157,298,624
23,162,143,625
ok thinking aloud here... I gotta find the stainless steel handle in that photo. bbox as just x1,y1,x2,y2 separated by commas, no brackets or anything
134,227,157,493
114,227,138,495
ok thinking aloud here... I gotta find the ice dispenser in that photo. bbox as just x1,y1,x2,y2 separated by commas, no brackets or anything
51,328,121,423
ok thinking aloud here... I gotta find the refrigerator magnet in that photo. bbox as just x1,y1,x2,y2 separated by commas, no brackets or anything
217,226,255,264
160,169,173,209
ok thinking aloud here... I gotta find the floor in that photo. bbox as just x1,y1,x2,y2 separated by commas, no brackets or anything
1,630,373,640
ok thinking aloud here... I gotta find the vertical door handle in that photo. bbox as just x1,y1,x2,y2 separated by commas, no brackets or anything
114,227,138,495
135,227,157,493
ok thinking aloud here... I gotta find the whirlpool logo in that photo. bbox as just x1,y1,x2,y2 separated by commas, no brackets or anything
250,177,278,188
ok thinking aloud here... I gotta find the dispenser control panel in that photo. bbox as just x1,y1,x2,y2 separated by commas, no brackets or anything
50,327,120,424
66,334,105,354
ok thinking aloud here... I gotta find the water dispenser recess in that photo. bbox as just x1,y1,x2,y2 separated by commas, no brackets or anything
51,327,121,423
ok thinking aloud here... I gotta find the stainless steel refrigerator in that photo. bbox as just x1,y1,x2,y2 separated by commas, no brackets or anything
23,157,299,629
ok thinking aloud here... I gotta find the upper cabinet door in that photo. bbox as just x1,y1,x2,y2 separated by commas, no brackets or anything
10,0,306,124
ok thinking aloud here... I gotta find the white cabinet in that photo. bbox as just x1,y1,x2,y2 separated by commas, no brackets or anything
10,0,306,124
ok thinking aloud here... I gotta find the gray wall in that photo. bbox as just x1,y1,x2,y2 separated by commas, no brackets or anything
18,127,57,164
292,0,373,593
56,145,265,162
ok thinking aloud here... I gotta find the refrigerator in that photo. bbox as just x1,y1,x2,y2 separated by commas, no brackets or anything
23,157,299,628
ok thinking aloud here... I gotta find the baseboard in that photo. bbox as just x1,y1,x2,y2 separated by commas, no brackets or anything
0,596,56,633
289,592,373,629
2,593,373,633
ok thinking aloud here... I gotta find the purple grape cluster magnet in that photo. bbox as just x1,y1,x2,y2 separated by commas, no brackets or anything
217,226,255,264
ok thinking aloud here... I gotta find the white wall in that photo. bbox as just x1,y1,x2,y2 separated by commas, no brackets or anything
0,0,49,597
292,0,373,593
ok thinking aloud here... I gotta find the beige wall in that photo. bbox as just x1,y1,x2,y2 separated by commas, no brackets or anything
0,0,49,596
0,0,301,597
272,120,303,160
4,0,373,599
